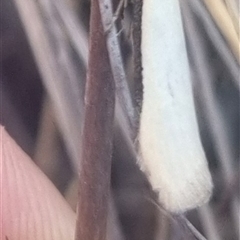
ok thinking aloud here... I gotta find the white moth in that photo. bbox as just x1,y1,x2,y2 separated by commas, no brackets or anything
139,0,213,213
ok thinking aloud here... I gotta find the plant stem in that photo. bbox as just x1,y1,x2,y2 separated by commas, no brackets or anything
74,1,115,239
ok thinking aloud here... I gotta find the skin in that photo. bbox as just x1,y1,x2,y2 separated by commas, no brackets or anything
1,126,76,240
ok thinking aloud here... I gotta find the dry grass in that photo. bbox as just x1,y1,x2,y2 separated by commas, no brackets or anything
2,0,239,239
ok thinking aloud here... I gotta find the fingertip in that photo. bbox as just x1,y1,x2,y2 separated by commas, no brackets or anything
1,126,76,240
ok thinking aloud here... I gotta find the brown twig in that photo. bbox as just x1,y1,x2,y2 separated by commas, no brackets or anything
74,1,115,239
98,0,136,138
132,0,143,120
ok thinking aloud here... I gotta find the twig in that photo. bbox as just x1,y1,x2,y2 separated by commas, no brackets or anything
198,205,221,240
181,1,239,235
224,0,239,33
34,97,59,178
132,0,143,122
187,0,240,91
182,0,235,189
218,171,239,211
98,0,136,138
74,1,115,239
55,0,137,141
13,0,84,169
148,198,207,240
154,212,170,240
202,0,239,62
107,195,126,240
112,0,127,23
52,0,88,65
177,215,208,240
65,176,126,240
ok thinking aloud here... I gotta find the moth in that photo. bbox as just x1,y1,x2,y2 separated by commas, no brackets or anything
138,0,213,213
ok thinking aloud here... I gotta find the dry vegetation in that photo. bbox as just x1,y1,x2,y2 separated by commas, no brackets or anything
1,0,239,239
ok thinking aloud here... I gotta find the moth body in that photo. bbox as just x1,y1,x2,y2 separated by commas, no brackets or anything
139,0,213,213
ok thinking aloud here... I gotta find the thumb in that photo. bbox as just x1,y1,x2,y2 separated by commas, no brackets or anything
1,126,76,240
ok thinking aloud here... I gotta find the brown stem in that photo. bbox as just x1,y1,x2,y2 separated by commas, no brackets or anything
132,0,143,120
98,0,136,138
74,1,115,240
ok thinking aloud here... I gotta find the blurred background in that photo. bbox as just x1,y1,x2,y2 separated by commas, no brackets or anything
1,0,239,239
